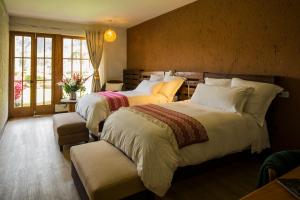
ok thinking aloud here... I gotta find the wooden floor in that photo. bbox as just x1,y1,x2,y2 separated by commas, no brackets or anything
0,116,263,200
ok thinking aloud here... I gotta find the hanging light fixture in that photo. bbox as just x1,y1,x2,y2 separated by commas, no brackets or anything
104,29,117,42
104,19,117,42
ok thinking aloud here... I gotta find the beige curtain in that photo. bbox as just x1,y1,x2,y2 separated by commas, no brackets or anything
85,30,104,92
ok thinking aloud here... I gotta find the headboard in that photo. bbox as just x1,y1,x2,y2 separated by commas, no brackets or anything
175,72,204,100
123,69,165,90
141,71,164,80
203,72,275,84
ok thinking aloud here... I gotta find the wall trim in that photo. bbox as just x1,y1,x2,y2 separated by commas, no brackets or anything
0,119,7,140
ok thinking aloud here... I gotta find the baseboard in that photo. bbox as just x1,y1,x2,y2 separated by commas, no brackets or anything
0,119,8,140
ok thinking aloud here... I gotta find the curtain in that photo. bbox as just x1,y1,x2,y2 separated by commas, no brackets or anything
85,30,104,92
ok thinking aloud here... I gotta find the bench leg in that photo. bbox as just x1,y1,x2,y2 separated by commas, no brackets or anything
59,145,63,152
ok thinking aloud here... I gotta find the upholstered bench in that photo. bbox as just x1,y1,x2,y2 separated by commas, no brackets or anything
53,112,89,151
70,141,147,200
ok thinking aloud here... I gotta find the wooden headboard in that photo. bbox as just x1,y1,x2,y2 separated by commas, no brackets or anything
175,72,204,100
141,71,164,80
123,69,165,90
203,72,275,84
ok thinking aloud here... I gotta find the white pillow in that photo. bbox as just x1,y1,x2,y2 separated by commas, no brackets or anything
163,74,185,82
105,83,123,91
149,74,164,82
135,80,163,95
191,83,254,113
205,77,231,87
231,78,283,126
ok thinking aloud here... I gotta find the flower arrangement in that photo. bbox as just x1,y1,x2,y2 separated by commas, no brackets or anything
57,73,86,100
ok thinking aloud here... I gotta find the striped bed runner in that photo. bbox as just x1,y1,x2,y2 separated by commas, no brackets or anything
131,104,209,148
98,91,129,112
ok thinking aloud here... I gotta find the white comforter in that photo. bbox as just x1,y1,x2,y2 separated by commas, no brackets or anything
100,101,270,196
75,91,169,134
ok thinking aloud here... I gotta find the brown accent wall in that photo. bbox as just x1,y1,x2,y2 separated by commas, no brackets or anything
127,0,300,150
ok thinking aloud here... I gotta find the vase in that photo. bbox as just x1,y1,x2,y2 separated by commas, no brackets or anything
69,92,76,100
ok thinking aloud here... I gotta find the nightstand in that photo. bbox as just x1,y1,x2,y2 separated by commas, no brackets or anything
60,99,77,112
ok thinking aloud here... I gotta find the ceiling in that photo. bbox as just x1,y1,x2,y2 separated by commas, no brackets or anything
3,0,196,28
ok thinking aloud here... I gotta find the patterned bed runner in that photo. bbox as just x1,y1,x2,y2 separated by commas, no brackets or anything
131,104,208,148
98,91,129,112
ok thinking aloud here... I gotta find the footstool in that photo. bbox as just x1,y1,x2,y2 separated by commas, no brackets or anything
70,141,147,200
53,112,89,151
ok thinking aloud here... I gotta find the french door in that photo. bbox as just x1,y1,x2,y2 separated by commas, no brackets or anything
9,32,54,117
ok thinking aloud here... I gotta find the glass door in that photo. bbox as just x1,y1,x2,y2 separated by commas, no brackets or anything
35,35,53,114
10,33,34,117
9,32,54,117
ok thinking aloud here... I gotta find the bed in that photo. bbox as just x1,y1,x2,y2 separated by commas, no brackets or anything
101,72,282,195
71,72,282,198
75,71,202,135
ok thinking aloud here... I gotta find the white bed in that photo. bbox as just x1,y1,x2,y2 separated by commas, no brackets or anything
75,91,169,134
75,74,186,134
101,100,270,196
100,75,283,196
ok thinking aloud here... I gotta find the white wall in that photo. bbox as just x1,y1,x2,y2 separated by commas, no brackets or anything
0,0,9,133
9,16,127,82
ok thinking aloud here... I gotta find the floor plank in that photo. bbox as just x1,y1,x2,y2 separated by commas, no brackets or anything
0,116,262,200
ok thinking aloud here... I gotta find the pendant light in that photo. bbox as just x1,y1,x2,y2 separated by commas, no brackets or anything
104,20,117,42
104,29,117,42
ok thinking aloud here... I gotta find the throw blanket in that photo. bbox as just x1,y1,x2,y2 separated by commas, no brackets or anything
98,91,129,111
131,104,208,148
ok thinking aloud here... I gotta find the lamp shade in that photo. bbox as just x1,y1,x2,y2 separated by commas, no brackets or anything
104,29,117,42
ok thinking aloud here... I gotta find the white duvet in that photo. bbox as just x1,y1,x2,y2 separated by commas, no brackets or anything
100,100,270,196
75,91,169,134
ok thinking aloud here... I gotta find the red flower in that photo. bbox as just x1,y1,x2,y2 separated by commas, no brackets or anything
14,81,23,100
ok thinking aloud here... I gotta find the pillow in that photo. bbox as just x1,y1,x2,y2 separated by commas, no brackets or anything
159,78,185,101
205,77,231,87
135,80,163,95
191,83,254,113
165,70,175,76
105,83,123,91
231,78,283,126
149,74,164,82
163,74,185,82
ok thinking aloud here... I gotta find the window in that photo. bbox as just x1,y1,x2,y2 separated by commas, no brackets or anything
36,36,53,105
13,36,31,107
63,37,93,96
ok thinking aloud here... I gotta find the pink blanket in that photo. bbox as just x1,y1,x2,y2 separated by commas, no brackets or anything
98,91,129,112
131,104,209,148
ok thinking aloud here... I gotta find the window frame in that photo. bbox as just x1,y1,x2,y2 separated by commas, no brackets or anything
62,36,92,96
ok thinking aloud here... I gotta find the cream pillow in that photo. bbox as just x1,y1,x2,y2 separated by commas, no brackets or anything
135,80,163,95
149,74,164,82
163,74,184,82
205,77,231,87
231,78,283,126
191,83,254,113
159,78,185,101
105,83,123,91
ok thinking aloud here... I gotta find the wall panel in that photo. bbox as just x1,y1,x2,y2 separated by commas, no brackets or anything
127,0,300,150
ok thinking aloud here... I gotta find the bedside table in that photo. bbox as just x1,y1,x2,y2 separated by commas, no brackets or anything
60,99,77,112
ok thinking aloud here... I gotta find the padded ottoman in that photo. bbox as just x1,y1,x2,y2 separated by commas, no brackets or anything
70,141,146,200
53,112,89,151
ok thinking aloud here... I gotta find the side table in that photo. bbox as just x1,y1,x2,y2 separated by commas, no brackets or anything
60,99,77,112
